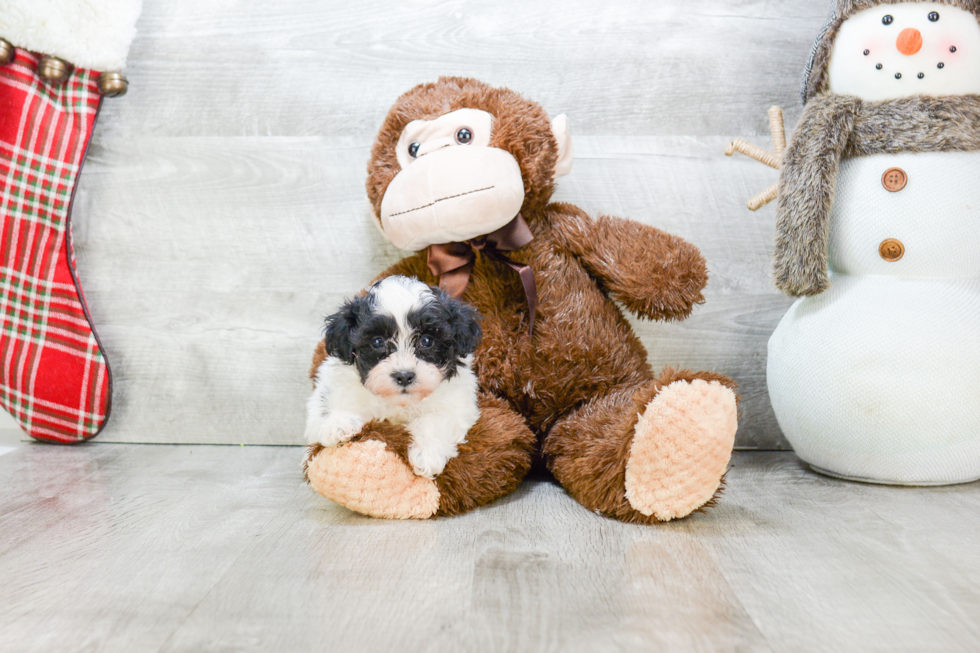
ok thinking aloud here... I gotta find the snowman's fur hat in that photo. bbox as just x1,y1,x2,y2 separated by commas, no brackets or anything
804,0,980,102
774,0,980,296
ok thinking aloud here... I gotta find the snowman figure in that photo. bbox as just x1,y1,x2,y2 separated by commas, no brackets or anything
765,0,980,484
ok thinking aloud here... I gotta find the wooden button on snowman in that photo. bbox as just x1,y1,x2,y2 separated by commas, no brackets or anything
732,0,980,485
881,167,907,191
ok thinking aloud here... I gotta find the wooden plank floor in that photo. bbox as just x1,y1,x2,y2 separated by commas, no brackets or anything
1,445,978,652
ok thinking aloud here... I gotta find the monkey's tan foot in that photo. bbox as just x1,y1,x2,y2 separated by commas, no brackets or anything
303,396,534,520
624,379,738,521
304,440,439,520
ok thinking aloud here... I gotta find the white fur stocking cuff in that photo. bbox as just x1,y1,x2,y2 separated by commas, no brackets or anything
0,0,143,71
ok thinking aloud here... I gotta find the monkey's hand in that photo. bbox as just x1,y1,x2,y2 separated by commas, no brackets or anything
556,205,708,321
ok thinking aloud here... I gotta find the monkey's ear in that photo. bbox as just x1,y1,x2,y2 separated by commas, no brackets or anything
323,296,370,365
551,114,574,179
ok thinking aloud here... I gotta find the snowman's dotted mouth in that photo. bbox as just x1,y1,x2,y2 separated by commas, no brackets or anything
866,44,956,79
874,64,944,79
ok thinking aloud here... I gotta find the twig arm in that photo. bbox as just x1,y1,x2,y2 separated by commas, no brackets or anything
768,106,786,156
747,183,778,211
724,138,781,170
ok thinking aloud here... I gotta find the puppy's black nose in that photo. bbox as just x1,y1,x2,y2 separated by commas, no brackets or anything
391,370,416,387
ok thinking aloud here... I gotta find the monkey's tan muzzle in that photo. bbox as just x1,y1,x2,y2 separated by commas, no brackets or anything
380,146,525,252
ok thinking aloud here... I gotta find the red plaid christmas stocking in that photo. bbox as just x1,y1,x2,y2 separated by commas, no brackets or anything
0,2,139,443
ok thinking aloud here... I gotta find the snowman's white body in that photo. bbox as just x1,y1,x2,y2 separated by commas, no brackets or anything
768,151,980,484
768,2,980,484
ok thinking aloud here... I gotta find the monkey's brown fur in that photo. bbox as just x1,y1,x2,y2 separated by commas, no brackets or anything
307,77,735,520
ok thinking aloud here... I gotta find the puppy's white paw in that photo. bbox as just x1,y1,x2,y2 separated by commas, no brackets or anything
407,441,453,480
406,416,466,479
305,411,367,447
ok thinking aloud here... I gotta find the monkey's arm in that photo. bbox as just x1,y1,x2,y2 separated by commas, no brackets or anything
553,204,708,321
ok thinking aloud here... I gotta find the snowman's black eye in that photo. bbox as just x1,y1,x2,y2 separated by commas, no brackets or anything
929,12,939,22
864,49,870,55
876,63,884,70
408,142,420,158
455,128,473,145
951,45,958,52
918,72,925,79
883,14,894,25
938,62,945,68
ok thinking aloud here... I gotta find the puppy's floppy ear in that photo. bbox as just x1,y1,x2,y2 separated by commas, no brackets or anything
433,289,482,358
323,295,371,364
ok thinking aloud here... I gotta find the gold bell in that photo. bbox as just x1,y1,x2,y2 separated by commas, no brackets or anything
98,71,128,98
38,56,72,84
0,38,14,66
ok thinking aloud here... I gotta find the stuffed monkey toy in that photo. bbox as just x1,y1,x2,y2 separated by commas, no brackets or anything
304,77,738,522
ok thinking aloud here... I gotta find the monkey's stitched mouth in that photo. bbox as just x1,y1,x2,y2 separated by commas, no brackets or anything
387,186,495,218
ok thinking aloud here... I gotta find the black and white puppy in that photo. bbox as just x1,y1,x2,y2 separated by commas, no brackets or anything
305,276,482,478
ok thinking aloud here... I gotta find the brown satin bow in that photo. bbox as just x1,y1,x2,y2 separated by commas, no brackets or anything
427,214,537,335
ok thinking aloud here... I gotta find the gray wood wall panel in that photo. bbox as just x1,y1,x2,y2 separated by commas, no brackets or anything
63,0,833,445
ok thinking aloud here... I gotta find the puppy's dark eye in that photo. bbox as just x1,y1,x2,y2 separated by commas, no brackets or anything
408,142,420,158
882,15,894,25
371,336,386,349
929,11,939,22
455,128,472,145
419,335,434,348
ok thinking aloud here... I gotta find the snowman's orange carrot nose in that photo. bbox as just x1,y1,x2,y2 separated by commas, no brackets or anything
897,28,923,55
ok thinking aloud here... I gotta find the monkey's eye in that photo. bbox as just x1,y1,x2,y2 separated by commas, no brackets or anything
371,336,386,349
408,142,420,158
882,14,894,25
929,11,939,21
455,128,473,145
419,335,434,348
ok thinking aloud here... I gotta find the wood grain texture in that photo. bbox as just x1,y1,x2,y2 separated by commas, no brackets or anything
1,445,978,652
94,1,825,141
64,0,834,445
